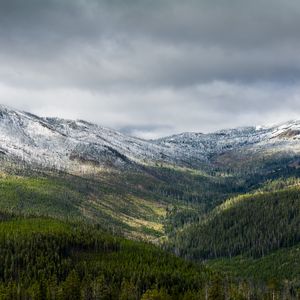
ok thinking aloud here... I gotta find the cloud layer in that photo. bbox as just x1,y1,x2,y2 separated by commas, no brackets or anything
1,0,300,137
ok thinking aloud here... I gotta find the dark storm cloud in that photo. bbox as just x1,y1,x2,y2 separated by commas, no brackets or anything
0,0,300,137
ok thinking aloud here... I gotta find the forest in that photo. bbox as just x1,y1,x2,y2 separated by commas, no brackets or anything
0,156,300,299
0,217,298,299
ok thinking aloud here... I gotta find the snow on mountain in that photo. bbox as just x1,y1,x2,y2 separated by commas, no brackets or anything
155,121,300,159
0,104,300,171
0,105,176,170
154,127,267,158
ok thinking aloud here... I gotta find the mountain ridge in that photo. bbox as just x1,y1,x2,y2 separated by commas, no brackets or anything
2,103,300,140
1,104,300,173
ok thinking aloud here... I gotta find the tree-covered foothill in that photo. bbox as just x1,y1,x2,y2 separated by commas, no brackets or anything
171,186,300,260
0,217,292,299
165,182,300,299
0,217,212,299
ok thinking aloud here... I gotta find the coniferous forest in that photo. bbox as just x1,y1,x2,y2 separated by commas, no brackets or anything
0,153,299,299
0,217,298,300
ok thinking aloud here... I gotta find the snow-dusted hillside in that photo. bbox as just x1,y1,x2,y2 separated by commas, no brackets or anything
0,104,300,171
0,105,169,170
155,121,300,160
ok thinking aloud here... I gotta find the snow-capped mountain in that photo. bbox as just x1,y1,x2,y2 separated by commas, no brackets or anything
0,105,168,170
0,104,300,171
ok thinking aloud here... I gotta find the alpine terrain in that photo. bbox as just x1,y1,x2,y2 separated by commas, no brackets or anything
0,104,300,299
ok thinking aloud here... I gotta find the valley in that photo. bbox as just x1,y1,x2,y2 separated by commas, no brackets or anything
0,105,300,299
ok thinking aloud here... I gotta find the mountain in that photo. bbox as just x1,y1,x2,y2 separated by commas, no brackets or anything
0,104,165,170
1,104,300,239
1,105,300,298
1,104,300,173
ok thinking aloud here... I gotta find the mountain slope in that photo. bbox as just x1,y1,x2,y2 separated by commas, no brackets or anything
170,184,300,260
208,243,300,283
0,217,214,299
1,104,300,241
1,104,300,173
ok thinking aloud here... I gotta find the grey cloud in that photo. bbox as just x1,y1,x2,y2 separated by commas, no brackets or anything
0,0,300,137
1,0,300,87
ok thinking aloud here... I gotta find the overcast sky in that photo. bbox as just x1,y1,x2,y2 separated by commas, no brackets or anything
1,0,300,138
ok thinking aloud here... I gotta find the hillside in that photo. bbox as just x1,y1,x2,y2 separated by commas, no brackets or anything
0,217,213,299
1,105,300,298
1,105,300,173
1,104,300,241
208,243,300,283
1,216,296,300
171,185,300,260
2,154,299,243
164,181,300,298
